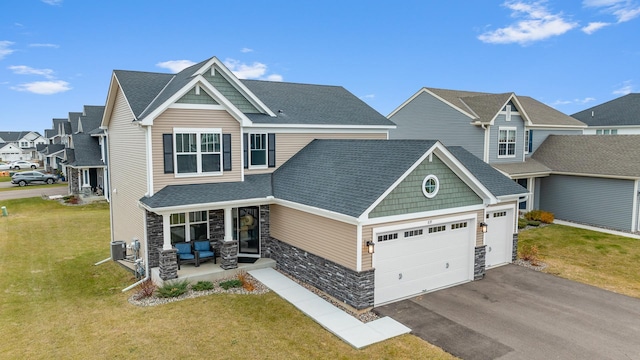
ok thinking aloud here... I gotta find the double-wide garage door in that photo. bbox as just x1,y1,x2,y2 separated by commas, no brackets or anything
374,218,474,305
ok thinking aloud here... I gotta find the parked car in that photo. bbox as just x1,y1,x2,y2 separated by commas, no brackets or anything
10,160,38,170
11,171,57,186
0,162,10,171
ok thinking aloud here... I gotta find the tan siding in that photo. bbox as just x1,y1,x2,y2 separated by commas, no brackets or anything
361,209,483,270
270,205,358,270
108,88,147,251
152,109,242,193
246,132,388,175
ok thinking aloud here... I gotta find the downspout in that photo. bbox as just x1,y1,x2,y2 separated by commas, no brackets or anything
481,124,489,163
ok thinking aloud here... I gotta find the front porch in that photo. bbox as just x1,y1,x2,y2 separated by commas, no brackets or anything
150,257,276,286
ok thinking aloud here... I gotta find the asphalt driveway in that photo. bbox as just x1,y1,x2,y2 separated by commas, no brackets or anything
375,264,640,360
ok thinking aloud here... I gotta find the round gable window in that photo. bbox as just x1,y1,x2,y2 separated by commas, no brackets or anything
422,175,439,198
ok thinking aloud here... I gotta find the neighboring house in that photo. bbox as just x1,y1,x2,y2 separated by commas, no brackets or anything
532,135,640,232
102,57,526,309
388,87,586,212
572,93,640,134
0,131,47,162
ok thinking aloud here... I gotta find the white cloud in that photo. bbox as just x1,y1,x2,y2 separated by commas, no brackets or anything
156,60,196,73
613,81,634,95
241,48,254,53
9,65,55,79
224,58,283,81
361,94,376,99
0,41,15,60
582,21,610,33
583,0,640,23
41,0,63,5
29,43,60,48
552,97,596,106
478,1,578,45
11,80,71,94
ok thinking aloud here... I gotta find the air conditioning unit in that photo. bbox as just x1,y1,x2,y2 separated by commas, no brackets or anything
110,240,126,261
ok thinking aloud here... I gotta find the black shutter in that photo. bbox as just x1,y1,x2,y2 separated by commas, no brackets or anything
223,134,232,171
162,134,173,173
243,133,248,169
528,130,533,153
268,133,276,168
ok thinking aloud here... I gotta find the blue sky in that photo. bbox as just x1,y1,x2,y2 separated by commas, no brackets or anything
1,0,639,132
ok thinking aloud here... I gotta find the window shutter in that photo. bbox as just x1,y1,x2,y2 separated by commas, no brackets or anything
528,130,533,153
268,133,276,168
163,134,173,173
243,133,248,169
223,134,232,171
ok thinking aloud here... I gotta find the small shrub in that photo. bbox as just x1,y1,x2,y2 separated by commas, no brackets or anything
135,279,156,299
192,281,214,291
519,244,540,266
156,280,189,298
518,218,528,229
219,279,242,290
524,210,554,224
527,220,541,227
237,271,255,292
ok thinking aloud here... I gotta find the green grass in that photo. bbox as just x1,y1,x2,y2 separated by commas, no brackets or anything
0,182,67,191
0,198,455,360
519,224,640,298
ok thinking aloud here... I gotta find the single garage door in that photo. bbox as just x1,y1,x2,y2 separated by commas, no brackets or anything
484,208,514,268
374,218,474,305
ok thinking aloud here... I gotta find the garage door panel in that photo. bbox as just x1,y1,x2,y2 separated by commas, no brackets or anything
374,218,474,305
485,209,514,268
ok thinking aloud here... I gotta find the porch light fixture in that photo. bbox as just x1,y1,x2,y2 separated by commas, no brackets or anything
480,222,488,233
366,241,375,254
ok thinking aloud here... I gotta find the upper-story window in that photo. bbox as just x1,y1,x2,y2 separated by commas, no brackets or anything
249,133,267,168
175,128,221,175
524,130,533,154
596,129,618,135
498,127,516,157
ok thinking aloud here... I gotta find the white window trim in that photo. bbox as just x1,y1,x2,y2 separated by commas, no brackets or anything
173,127,223,177
170,211,209,243
248,133,268,170
524,129,530,154
498,127,517,158
422,174,440,198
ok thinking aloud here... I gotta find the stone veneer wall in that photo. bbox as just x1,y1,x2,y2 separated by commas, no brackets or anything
474,245,486,280
260,205,270,258
69,168,80,195
146,211,163,268
512,233,518,261
269,237,374,310
208,209,224,258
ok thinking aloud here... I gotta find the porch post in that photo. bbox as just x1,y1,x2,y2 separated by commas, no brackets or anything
162,214,172,250
220,207,238,270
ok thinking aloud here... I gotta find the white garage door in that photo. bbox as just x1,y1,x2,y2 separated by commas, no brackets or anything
374,218,474,305
485,208,514,268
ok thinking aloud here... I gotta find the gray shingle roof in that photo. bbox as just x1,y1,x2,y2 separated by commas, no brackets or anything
68,112,83,133
67,134,104,167
571,93,640,126
272,139,439,217
241,80,395,127
532,135,640,178
139,174,273,209
491,158,551,177
113,70,174,118
447,146,529,197
426,87,584,127
79,106,105,133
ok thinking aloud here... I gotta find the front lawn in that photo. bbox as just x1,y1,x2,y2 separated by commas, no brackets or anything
519,224,640,298
0,182,67,191
0,198,455,359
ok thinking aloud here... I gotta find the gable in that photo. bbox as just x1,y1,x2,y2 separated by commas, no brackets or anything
202,69,259,113
176,85,219,105
368,154,483,218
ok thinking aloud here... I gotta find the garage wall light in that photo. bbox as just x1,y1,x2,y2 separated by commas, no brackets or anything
480,222,488,233
366,241,375,254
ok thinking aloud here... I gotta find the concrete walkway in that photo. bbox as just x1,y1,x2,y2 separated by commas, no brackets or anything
554,219,640,239
248,268,410,349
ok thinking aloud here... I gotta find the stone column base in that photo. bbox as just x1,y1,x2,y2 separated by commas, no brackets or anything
159,248,178,281
474,245,486,280
220,240,238,270
512,233,519,262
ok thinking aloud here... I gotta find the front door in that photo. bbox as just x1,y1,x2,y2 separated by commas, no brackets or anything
234,206,260,256
517,179,528,210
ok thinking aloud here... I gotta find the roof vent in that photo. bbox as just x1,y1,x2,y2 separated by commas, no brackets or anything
591,111,594,117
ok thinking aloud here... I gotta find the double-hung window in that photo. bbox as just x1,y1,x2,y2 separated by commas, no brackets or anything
498,127,516,157
249,133,267,167
170,211,208,244
174,128,221,175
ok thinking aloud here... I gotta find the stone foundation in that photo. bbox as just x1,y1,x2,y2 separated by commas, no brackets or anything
512,233,518,261
474,245,486,280
159,249,178,280
269,237,374,310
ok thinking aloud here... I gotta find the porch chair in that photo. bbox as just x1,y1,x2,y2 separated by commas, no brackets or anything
193,240,216,265
175,242,198,270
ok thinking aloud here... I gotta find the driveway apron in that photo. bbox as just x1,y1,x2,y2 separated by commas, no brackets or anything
375,264,640,360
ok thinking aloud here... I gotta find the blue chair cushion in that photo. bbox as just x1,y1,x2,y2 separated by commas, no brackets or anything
193,240,211,252
198,250,214,259
179,253,195,260
174,243,193,257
